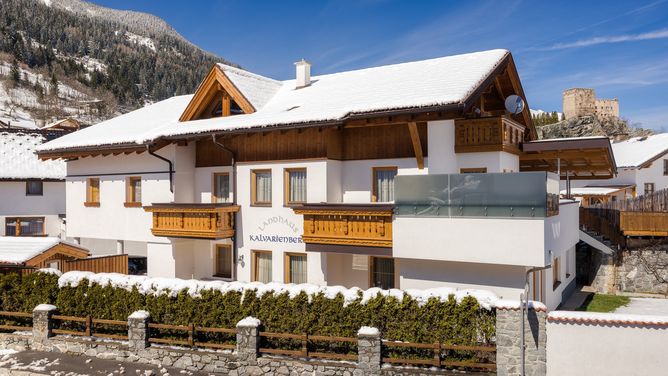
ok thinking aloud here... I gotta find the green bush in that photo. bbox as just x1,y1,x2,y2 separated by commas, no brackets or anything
0,273,495,347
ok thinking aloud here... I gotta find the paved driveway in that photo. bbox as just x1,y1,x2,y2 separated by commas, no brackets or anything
614,297,668,316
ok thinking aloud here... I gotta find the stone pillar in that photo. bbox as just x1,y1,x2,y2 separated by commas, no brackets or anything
496,303,547,376
128,310,151,351
32,304,57,346
357,326,381,375
236,317,260,365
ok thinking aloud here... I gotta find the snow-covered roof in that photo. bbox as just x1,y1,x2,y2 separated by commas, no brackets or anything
38,95,193,152
217,63,282,111
560,185,633,196
0,132,66,179
39,49,511,153
612,133,668,168
0,237,61,264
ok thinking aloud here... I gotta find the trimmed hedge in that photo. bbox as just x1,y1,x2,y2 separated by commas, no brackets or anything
0,272,495,346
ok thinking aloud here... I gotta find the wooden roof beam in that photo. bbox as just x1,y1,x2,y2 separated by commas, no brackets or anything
407,122,424,169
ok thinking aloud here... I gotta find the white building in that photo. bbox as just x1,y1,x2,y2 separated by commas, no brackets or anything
0,130,66,237
561,133,668,206
37,49,615,309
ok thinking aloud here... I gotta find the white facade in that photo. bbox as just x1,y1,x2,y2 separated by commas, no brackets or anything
0,181,65,237
60,118,580,310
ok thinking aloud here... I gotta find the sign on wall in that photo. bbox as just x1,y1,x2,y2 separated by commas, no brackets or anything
248,215,303,244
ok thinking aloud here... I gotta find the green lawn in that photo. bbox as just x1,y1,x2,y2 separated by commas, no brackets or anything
577,294,630,312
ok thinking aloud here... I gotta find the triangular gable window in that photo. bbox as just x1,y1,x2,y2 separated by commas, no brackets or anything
179,65,255,122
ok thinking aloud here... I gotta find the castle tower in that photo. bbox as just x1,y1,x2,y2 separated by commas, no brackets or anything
594,98,619,119
563,88,595,120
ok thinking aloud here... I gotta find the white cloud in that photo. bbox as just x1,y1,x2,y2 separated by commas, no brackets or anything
539,28,668,51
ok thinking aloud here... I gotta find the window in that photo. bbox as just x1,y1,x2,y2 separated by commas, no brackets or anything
25,181,43,196
645,183,655,196
251,170,272,206
370,257,395,289
460,168,487,173
284,168,307,206
125,177,142,207
565,249,571,278
552,257,561,290
212,173,230,203
47,260,60,270
5,217,45,236
215,244,233,279
85,178,100,207
372,167,397,202
284,253,307,284
532,270,544,302
252,250,272,283
664,160,668,176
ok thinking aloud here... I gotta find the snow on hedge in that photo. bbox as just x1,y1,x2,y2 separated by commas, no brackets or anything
57,271,499,310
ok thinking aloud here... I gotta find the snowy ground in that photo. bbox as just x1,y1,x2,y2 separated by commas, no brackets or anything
613,297,668,316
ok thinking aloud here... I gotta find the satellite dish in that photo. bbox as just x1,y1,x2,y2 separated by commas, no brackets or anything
505,95,525,114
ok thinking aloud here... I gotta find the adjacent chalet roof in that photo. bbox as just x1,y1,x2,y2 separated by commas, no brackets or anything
0,237,88,265
39,49,532,156
521,136,617,180
560,184,635,197
0,131,66,180
612,133,668,169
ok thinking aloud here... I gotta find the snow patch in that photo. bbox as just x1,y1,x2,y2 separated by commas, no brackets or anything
37,268,63,277
494,299,547,311
237,316,261,327
358,326,379,336
34,304,57,311
125,31,156,52
129,310,150,319
57,271,499,310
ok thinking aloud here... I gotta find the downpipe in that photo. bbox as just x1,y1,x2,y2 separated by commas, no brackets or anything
147,145,174,193
521,264,551,376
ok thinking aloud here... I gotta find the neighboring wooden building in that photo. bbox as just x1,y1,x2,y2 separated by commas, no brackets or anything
42,118,81,132
0,237,129,275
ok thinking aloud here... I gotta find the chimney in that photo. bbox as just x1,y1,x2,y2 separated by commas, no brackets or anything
294,59,311,88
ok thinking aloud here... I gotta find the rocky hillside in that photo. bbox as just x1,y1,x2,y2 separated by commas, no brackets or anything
537,114,653,140
0,0,233,128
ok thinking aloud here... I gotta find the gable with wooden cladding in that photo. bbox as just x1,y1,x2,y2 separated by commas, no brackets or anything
179,65,256,122
196,122,428,166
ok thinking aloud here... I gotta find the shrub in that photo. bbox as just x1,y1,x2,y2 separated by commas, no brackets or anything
0,272,495,347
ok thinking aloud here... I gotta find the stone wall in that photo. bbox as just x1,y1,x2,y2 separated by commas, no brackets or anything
617,243,668,295
594,98,619,119
496,305,547,376
0,305,488,376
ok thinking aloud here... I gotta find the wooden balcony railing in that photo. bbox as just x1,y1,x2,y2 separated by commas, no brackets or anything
144,203,239,239
454,116,525,154
619,212,668,237
292,204,394,248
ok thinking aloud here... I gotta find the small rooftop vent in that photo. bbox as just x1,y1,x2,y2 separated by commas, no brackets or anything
294,59,311,89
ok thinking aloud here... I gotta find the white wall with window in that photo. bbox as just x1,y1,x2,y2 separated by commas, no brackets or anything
0,181,65,237
339,158,427,203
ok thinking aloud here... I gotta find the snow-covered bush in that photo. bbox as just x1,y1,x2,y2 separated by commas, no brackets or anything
0,271,496,346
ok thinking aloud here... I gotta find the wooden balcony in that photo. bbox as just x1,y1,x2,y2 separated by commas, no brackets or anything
144,203,239,239
292,204,394,248
454,116,525,154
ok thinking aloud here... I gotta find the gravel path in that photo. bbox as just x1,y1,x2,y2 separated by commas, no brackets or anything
0,350,218,376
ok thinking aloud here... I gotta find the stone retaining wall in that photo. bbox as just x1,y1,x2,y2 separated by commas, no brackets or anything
496,305,547,376
0,305,485,376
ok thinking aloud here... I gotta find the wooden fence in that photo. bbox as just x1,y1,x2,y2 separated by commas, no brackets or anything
0,310,496,372
595,188,668,212
61,254,128,274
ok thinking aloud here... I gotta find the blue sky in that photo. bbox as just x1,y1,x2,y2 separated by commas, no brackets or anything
94,0,668,131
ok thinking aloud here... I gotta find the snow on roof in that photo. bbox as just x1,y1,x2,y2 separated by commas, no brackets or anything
612,133,668,168
0,131,66,179
560,186,626,196
0,237,61,264
217,63,282,111
39,49,510,152
38,95,192,152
